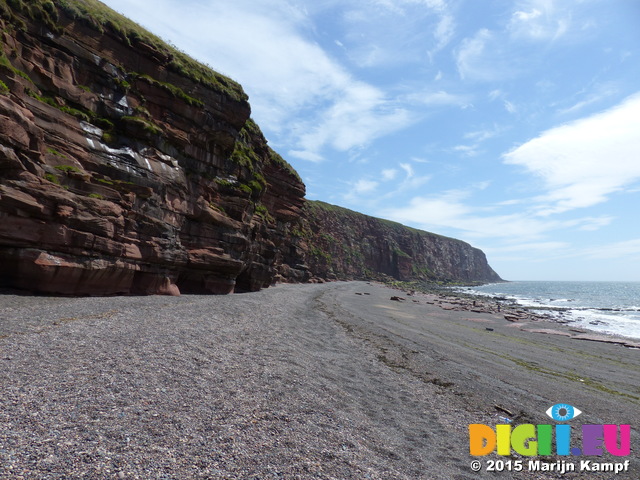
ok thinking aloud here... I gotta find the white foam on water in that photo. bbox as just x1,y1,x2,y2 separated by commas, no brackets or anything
458,281,640,340
562,309,640,339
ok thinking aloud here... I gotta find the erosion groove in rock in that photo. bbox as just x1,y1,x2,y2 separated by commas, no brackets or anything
0,1,501,295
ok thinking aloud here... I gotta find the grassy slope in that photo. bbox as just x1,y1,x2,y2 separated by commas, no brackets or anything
307,200,462,244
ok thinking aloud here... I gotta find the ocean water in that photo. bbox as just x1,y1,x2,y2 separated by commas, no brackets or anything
459,281,640,339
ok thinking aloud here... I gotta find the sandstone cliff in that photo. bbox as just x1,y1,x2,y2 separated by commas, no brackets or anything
302,201,501,284
0,0,501,295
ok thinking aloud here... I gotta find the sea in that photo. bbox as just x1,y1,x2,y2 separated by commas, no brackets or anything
458,281,640,340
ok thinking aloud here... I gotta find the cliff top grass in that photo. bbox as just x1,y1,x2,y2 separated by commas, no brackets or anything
269,148,302,183
234,118,303,184
307,200,462,244
0,0,247,102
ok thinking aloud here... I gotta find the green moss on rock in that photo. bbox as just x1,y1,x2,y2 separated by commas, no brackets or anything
1,0,247,102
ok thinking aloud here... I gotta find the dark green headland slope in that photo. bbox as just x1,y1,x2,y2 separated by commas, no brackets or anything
301,201,501,284
0,0,501,294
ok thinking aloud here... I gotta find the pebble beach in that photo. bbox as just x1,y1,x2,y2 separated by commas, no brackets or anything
1,281,638,479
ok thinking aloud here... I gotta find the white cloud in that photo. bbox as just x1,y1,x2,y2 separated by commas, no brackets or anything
513,8,542,22
393,162,431,189
558,98,600,116
578,216,614,231
382,168,398,180
374,163,432,200
433,14,455,52
400,163,414,178
487,89,517,114
103,0,422,163
456,1,584,83
496,198,528,206
353,179,379,194
410,156,431,164
583,238,640,260
452,144,479,157
342,0,456,67
427,91,467,105
343,176,381,203
381,194,557,240
379,185,614,242
508,0,570,41
287,149,324,163
483,241,571,254
456,29,493,81
464,126,501,142
503,92,640,215
455,28,521,82
292,82,415,158
504,100,517,113
381,191,471,230
557,82,619,115
488,89,502,101
473,180,492,191
405,89,471,107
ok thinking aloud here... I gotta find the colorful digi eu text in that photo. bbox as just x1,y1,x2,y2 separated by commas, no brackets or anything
469,404,631,457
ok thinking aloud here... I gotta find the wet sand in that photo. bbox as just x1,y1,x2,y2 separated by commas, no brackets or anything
0,281,638,479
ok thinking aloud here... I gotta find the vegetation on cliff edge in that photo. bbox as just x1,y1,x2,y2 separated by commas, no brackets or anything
0,0,247,102
307,200,459,243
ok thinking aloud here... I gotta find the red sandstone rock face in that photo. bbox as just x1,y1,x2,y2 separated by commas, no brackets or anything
0,3,501,296
0,7,307,295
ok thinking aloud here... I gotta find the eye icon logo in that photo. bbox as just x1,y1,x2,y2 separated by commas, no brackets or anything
545,403,582,422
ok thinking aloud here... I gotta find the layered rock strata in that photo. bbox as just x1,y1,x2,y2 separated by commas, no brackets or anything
0,1,307,294
0,1,501,295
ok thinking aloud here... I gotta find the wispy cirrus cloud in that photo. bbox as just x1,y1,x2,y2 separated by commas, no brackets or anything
380,194,556,240
485,241,571,253
102,0,432,163
345,160,432,204
455,29,500,81
454,124,506,157
402,88,472,108
454,27,529,82
583,238,640,260
508,0,571,41
290,82,415,160
398,163,432,189
342,0,456,66
464,127,500,142
556,82,620,116
379,185,613,242
456,1,582,83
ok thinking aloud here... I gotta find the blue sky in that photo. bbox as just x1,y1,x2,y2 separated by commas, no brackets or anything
101,0,640,281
